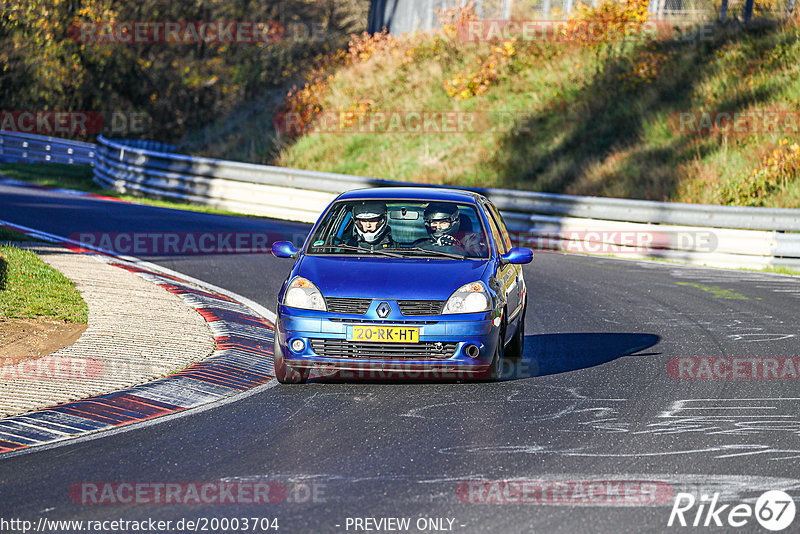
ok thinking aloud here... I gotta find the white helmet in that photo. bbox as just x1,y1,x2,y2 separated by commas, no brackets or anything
352,201,389,244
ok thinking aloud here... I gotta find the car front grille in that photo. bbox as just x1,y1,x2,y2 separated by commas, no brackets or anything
323,298,445,316
328,318,438,325
325,297,371,315
310,339,457,359
398,300,445,316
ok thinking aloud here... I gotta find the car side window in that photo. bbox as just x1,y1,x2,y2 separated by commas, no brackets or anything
485,202,513,251
483,204,508,255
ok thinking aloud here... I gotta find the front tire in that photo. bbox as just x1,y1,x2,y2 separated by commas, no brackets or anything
507,312,526,360
483,324,505,382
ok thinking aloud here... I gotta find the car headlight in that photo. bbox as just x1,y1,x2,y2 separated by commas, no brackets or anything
283,276,326,311
443,281,490,314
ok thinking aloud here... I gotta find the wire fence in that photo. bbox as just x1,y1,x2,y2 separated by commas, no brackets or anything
369,0,797,33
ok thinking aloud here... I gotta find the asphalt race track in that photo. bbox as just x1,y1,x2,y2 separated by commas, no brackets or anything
2,182,800,533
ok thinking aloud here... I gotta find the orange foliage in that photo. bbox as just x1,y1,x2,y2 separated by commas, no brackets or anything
443,41,516,100
568,0,650,49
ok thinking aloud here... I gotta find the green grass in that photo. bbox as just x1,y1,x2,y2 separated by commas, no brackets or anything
758,265,800,276
0,227,45,243
0,163,264,219
0,244,88,322
0,163,97,191
675,281,759,299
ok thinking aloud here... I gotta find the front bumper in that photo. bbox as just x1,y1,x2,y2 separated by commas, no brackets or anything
275,304,500,380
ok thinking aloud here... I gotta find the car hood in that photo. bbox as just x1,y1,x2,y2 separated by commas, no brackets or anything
297,255,488,300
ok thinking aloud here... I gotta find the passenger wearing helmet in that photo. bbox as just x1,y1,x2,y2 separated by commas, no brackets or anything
346,200,395,250
420,202,484,256
423,202,462,248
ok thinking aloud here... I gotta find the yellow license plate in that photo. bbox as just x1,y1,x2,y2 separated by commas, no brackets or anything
347,325,419,343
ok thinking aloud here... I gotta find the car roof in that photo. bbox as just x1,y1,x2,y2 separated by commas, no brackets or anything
336,186,481,204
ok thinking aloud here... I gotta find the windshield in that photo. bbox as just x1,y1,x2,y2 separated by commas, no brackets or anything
306,199,490,259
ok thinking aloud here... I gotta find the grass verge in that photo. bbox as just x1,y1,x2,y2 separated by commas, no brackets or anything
0,244,88,323
0,227,46,243
758,265,800,276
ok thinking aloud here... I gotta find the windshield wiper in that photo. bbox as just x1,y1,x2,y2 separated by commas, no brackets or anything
400,246,466,260
312,244,404,258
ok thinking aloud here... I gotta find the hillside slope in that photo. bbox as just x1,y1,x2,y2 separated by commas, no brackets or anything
192,6,800,208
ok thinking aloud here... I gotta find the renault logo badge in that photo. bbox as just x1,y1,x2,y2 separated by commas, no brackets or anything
377,302,391,318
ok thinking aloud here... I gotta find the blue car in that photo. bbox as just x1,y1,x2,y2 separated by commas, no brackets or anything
271,187,533,383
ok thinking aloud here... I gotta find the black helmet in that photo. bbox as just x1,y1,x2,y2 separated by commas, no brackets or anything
424,202,460,239
352,201,389,244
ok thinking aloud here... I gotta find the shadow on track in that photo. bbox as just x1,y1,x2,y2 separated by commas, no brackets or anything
502,332,660,380
301,332,659,384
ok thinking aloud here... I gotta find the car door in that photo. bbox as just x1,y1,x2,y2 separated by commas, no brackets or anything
487,200,525,318
481,200,521,324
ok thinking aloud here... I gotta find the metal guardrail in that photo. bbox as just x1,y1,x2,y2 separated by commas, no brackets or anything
93,135,800,230
2,130,799,269
91,135,800,269
106,138,176,153
0,130,96,165
481,188,800,232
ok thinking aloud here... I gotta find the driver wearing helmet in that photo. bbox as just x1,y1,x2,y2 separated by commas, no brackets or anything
347,200,395,250
421,202,484,255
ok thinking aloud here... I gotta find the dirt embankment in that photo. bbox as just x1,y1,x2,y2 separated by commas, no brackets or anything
0,318,86,365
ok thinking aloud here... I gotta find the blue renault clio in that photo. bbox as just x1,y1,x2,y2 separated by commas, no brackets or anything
271,187,533,383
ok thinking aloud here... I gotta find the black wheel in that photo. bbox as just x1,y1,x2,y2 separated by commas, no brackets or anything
482,320,505,382
274,337,308,384
485,335,504,381
507,310,526,360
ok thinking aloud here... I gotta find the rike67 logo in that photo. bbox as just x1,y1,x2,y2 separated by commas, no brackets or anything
668,491,796,531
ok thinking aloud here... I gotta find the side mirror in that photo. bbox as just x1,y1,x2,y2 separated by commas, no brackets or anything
501,247,533,265
272,241,300,258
